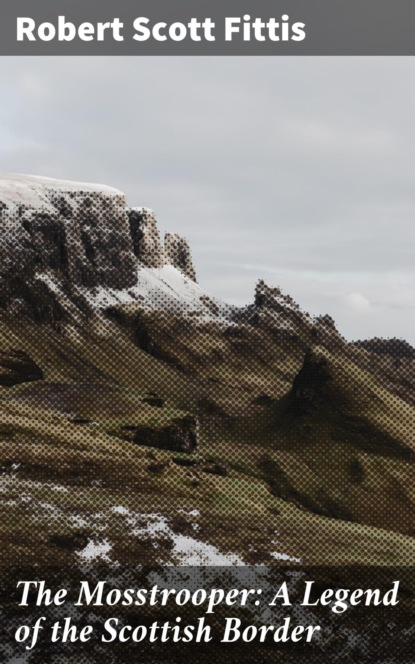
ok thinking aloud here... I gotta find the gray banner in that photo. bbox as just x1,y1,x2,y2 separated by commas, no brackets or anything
0,0,414,55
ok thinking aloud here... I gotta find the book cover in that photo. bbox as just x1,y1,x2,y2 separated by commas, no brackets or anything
0,2,413,662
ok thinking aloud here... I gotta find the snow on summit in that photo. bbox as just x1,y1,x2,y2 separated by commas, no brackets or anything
0,172,234,321
0,173,124,208
0,172,305,326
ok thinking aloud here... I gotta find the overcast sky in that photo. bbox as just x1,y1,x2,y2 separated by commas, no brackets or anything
0,57,414,343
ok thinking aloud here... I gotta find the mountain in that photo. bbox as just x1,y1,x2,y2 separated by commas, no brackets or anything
0,173,415,575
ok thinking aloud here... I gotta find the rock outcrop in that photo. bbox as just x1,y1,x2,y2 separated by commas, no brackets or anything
0,174,198,322
0,174,397,382
128,207,165,267
0,175,137,321
0,348,43,387
164,233,197,281
0,174,318,337
113,415,199,453
239,279,343,348
0,174,137,293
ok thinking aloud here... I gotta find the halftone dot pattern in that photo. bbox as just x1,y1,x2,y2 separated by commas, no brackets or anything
0,183,414,662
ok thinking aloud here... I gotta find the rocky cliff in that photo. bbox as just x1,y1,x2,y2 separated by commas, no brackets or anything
164,232,197,281
0,174,329,337
0,174,199,323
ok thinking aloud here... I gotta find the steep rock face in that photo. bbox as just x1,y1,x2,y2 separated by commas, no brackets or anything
288,349,334,415
128,207,165,268
245,280,343,349
0,175,201,323
0,173,384,378
0,174,315,336
253,280,313,336
0,175,137,314
164,233,197,281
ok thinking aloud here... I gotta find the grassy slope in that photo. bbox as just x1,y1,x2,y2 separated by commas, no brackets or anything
0,307,414,568
1,404,414,570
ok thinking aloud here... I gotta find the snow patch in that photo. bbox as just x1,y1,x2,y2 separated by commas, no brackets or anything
68,515,88,528
111,505,130,516
85,265,234,320
114,509,244,566
78,539,112,563
271,552,302,564
0,173,123,209
178,509,200,517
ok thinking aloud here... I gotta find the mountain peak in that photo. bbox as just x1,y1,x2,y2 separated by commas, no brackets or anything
0,173,201,322
0,172,124,207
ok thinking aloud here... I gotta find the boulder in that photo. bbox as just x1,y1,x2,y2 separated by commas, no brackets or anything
116,415,199,454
